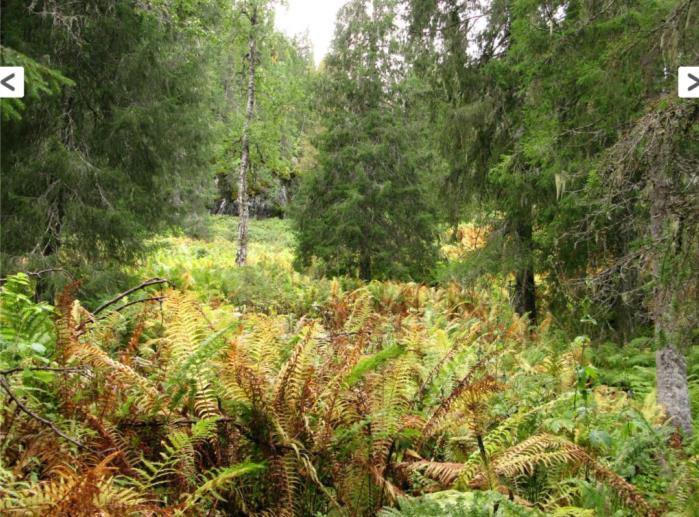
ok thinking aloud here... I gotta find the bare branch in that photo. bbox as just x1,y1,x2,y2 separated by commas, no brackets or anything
0,366,90,377
92,278,171,316
0,267,68,285
97,296,165,320
0,376,96,453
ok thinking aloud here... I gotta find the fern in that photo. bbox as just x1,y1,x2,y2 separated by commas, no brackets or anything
178,462,265,513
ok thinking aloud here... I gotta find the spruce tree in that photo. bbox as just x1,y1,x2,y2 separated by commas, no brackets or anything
293,0,437,281
0,0,224,270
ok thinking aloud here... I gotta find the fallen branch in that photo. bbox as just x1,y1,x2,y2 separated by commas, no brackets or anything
0,366,90,377
93,278,170,315
118,416,234,428
0,376,97,453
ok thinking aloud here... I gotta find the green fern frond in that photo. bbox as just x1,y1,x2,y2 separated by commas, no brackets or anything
178,462,265,513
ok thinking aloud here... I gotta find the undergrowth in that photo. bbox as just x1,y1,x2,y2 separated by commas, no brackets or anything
1,217,697,515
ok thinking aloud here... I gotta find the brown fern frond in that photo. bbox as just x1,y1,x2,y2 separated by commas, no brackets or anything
120,314,147,366
477,434,659,517
67,340,162,413
81,411,138,471
401,459,464,485
369,463,405,503
4,452,124,516
55,282,82,363
421,371,501,439
581,448,659,517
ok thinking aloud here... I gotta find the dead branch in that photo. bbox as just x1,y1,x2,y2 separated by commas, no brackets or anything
0,267,68,285
92,278,171,316
0,366,90,377
97,296,165,320
0,376,96,453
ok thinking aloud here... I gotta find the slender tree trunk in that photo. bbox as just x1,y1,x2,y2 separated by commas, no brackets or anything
235,7,257,266
42,185,64,256
214,172,234,215
651,171,692,437
359,247,371,281
513,218,537,324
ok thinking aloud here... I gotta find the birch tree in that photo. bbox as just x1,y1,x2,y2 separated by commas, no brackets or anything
235,2,260,266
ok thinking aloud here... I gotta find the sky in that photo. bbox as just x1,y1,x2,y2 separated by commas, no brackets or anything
274,0,347,66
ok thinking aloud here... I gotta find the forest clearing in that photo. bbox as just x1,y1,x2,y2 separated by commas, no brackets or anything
1,0,698,515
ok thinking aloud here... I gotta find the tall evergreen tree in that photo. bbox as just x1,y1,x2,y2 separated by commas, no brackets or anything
0,0,224,270
409,0,697,434
293,0,437,281
409,0,540,321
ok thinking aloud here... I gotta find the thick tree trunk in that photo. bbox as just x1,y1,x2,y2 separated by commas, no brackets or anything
656,346,691,435
650,172,692,436
513,218,537,324
235,8,257,266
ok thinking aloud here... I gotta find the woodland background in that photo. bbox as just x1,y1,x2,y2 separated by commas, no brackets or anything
0,0,698,515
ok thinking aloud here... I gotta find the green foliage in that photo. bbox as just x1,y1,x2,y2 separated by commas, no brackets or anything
292,0,439,281
1,0,225,270
346,343,405,387
409,0,698,338
0,273,55,371
379,490,539,516
212,1,316,215
0,46,74,121
140,216,331,314
1,0,698,514
1,220,696,515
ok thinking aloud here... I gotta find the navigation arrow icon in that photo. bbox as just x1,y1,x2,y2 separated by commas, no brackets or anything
1,73,16,91
678,66,699,98
0,67,24,98
688,73,699,92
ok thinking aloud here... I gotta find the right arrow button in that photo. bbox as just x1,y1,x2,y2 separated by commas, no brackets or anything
688,73,699,92
678,66,699,98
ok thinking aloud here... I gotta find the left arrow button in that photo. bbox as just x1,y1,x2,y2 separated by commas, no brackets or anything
0,67,24,98
1,73,16,91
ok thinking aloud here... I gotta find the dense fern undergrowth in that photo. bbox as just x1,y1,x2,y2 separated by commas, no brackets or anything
1,217,697,516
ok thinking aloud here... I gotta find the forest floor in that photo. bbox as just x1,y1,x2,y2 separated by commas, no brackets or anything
1,216,698,515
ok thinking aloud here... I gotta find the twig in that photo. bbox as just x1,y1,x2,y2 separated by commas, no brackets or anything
97,296,165,319
27,267,65,278
118,416,233,427
92,278,170,315
0,267,67,285
0,376,97,453
0,366,89,377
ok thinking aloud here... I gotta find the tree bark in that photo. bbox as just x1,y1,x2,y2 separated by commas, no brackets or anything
214,172,234,215
650,171,692,437
359,247,371,281
41,185,64,256
235,6,258,266
513,218,537,324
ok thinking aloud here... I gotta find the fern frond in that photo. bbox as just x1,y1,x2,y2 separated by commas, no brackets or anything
422,372,501,439
67,340,162,413
178,462,265,513
402,460,464,485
